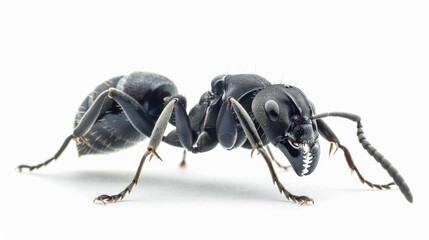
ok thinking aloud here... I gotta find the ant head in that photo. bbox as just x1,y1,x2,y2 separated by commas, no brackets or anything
252,85,320,176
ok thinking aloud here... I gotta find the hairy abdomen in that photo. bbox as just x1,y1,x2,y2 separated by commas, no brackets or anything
74,76,146,156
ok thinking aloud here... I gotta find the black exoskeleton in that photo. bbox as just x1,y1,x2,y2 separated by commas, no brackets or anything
17,72,413,204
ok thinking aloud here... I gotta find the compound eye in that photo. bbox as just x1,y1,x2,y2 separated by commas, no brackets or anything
264,100,280,122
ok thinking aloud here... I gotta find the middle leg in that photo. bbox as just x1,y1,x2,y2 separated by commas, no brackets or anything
94,97,193,203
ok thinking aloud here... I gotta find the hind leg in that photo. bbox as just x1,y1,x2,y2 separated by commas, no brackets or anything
16,90,111,172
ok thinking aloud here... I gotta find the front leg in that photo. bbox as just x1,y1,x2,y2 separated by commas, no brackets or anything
229,98,313,205
266,145,291,171
314,114,413,203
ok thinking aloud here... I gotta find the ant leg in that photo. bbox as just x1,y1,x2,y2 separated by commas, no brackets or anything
313,113,413,203
16,135,74,172
94,150,151,204
179,150,187,168
113,89,194,152
17,90,113,172
163,131,189,168
179,130,220,167
94,98,193,204
266,145,291,171
229,98,313,205
106,88,158,137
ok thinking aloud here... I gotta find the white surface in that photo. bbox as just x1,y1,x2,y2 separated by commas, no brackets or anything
1,0,427,239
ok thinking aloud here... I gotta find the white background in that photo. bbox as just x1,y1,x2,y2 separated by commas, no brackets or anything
1,0,428,239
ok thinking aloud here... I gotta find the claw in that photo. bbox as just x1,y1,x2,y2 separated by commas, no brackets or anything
300,198,314,206
93,194,113,205
149,149,163,161
77,136,91,147
250,146,257,158
293,196,314,205
16,165,31,172
329,142,339,157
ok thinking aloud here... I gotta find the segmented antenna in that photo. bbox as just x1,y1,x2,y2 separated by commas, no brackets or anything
312,112,413,203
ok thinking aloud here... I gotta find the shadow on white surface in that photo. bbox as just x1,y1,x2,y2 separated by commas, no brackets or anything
24,169,287,203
